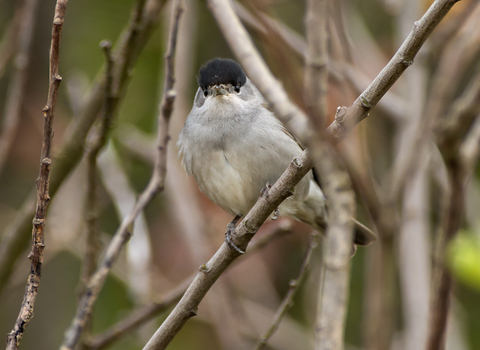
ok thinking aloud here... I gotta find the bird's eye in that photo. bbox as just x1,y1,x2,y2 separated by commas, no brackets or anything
234,85,240,93
203,89,208,97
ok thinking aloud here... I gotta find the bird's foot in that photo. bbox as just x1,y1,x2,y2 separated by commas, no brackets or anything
225,215,245,254
271,207,280,220
260,182,273,198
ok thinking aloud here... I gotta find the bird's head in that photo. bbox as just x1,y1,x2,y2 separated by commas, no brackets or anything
194,58,255,108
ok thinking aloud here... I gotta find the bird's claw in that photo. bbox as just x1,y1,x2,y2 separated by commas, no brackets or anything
260,182,273,198
271,207,280,220
225,215,245,254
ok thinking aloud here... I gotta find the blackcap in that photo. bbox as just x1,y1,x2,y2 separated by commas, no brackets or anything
178,58,375,254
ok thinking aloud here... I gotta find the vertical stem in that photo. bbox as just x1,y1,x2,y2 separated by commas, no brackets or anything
6,1,68,349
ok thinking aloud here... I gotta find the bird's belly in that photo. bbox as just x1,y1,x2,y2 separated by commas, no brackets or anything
192,149,259,216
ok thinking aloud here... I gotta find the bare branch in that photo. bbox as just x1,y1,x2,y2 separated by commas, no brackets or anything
59,2,185,349
0,0,40,175
6,1,68,349
254,232,318,350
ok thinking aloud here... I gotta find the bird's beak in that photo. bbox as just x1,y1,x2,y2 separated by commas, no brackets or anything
212,85,229,96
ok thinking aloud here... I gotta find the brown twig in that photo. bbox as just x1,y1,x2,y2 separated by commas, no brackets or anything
81,41,114,291
86,219,292,350
0,0,40,175
254,232,318,350
77,40,114,349
0,0,169,296
59,2,185,349
5,1,68,349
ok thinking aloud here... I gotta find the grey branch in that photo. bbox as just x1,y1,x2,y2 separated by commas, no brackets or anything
6,1,68,349
59,2,184,349
141,0,461,348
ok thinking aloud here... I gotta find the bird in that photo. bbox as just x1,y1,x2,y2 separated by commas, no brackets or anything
177,58,376,254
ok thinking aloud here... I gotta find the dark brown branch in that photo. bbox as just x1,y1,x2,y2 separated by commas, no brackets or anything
59,2,184,349
0,0,40,175
5,1,68,349
0,0,169,296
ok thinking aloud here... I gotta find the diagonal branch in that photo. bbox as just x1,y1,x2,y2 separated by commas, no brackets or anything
6,1,68,349
59,2,185,349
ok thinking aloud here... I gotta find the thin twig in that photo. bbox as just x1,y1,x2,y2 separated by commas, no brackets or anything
78,41,115,349
254,232,318,350
0,0,169,296
0,0,40,175
5,1,68,349
87,220,292,350
59,2,184,349
81,41,114,292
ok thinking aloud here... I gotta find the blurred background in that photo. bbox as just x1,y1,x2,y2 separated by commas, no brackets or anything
0,0,479,349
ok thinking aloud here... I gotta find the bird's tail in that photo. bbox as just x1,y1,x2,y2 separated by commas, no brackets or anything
313,216,376,254
351,218,377,246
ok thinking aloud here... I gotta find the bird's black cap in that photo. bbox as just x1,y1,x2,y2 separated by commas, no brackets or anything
197,58,247,90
